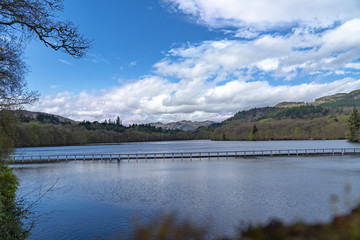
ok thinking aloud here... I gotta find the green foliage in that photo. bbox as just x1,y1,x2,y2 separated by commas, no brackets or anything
265,105,328,120
0,111,31,239
0,164,30,240
228,107,280,122
248,124,258,141
210,117,346,141
248,131,255,141
265,129,273,140
294,127,301,139
347,108,360,142
317,89,360,108
0,110,16,160
0,164,18,208
252,124,258,134
14,119,193,147
36,113,61,124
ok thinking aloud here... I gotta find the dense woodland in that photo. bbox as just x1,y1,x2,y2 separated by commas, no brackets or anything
11,105,359,147
14,113,193,147
198,106,348,141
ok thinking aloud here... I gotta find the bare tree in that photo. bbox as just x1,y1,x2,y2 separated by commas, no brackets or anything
0,0,91,109
0,0,91,58
0,38,38,108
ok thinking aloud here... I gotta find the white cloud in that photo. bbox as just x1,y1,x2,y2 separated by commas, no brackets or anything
86,53,110,64
129,61,137,67
164,0,360,29
58,59,73,65
155,19,360,80
256,58,279,71
345,63,360,70
50,85,62,89
233,28,259,39
27,77,360,124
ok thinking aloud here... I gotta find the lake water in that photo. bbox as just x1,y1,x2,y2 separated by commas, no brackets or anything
11,140,360,239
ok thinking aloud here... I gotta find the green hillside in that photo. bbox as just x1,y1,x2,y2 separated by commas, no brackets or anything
315,89,360,108
197,90,360,141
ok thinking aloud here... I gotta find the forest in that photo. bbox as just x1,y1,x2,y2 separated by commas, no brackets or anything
11,102,360,148
14,113,193,147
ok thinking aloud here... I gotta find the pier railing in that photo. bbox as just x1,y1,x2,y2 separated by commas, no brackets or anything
5,148,360,164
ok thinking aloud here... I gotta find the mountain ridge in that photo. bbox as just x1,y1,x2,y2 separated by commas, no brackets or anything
150,120,214,131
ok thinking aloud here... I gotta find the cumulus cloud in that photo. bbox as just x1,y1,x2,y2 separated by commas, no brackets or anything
155,19,360,81
345,62,360,70
164,0,360,29
28,76,360,124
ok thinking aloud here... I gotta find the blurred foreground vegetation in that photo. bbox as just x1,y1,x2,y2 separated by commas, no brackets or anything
129,204,360,240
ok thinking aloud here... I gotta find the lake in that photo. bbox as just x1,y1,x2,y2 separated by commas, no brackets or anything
11,140,360,239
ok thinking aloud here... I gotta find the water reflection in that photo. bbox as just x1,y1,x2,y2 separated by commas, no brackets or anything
12,152,360,239
15,139,360,156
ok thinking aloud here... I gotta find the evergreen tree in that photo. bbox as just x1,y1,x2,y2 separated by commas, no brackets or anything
249,124,257,141
252,124,258,134
347,108,360,142
116,116,122,126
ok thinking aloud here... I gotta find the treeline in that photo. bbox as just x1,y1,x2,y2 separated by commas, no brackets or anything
262,105,329,120
12,104,356,147
208,117,347,141
195,105,349,141
14,120,193,147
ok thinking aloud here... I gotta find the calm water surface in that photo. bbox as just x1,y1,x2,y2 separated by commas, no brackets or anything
11,140,360,239
15,139,360,156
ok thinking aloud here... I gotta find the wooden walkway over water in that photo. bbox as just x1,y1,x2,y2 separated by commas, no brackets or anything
5,148,360,164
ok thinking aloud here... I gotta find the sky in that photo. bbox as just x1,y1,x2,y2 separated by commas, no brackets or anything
25,0,360,124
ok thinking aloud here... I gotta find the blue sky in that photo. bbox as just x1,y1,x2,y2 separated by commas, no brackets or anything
26,0,360,124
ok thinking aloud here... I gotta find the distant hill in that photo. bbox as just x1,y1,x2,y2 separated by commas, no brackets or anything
277,89,360,108
150,120,214,131
226,107,280,122
196,89,360,141
16,110,76,124
315,89,360,108
275,101,305,108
